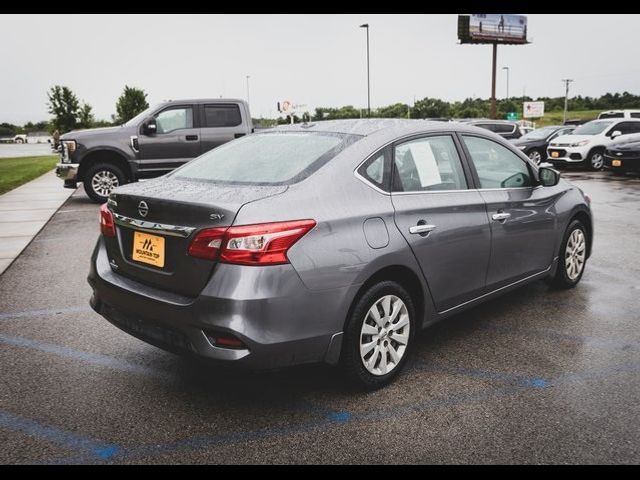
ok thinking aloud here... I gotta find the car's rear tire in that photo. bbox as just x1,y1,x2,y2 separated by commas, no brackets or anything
84,162,126,203
549,219,588,289
340,281,416,390
587,148,605,171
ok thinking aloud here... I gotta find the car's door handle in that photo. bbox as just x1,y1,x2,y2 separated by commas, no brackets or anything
492,212,511,222
409,224,437,235
185,135,198,141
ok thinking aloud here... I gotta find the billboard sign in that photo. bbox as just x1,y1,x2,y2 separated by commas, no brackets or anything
458,14,528,45
523,101,544,118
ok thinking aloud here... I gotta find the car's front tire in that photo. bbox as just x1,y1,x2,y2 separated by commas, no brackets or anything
549,219,588,289
84,162,126,203
341,281,416,390
587,148,605,171
528,148,544,165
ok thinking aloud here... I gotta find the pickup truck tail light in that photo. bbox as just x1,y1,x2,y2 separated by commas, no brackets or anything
100,203,116,237
188,220,316,266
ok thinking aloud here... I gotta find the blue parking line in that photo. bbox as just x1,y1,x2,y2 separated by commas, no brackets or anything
0,334,163,378
415,361,549,388
0,306,92,321
0,410,119,460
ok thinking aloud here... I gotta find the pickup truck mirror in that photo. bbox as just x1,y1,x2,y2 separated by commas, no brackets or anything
143,118,157,136
610,130,622,139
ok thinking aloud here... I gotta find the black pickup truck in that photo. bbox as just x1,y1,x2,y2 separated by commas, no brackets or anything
56,98,253,202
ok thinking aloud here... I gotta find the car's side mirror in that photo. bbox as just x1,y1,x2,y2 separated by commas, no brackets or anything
143,118,157,136
539,166,560,187
610,130,622,139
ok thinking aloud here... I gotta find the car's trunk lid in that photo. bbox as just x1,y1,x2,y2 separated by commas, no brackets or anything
105,177,287,297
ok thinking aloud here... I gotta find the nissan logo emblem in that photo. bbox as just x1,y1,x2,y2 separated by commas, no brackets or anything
138,201,149,218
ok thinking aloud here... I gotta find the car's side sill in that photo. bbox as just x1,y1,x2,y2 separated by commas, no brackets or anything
438,266,552,316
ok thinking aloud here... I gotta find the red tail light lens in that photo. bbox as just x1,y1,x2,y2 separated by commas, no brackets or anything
100,203,116,237
188,220,316,265
187,227,227,261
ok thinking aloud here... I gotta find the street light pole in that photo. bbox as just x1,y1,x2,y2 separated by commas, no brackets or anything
562,78,574,124
359,23,370,117
245,75,251,105
502,66,510,99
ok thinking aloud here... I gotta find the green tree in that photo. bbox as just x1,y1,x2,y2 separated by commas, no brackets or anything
47,85,80,133
77,102,95,129
413,98,451,118
376,103,410,118
115,85,149,124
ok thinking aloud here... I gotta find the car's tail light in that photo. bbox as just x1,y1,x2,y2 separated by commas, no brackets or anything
100,203,116,237
187,227,227,261
188,220,316,266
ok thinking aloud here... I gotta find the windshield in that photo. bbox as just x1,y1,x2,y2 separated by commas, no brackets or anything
573,120,614,135
171,132,359,185
122,104,161,127
521,126,561,141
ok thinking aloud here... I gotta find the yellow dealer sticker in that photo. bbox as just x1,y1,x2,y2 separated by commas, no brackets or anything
132,231,165,268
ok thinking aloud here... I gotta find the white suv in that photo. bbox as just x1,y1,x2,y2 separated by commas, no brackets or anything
547,119,640,170
598,110,640,119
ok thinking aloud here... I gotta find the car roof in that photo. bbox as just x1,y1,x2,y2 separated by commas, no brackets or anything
268,118,485,137
161,98,249,105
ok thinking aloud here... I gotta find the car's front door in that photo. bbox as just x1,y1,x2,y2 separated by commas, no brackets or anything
199,103,249,154
137,104,200,177
390,134,492,313
460,134,561,290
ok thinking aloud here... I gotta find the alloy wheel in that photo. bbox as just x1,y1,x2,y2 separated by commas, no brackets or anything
565,229,586,280
91,170,119,198
359,295,410,376
528,150,542,165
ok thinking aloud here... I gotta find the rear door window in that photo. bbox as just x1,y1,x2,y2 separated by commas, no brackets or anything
203,104,242,127
392,135,468,192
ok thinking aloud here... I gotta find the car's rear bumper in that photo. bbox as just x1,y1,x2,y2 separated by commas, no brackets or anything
87,237,354,369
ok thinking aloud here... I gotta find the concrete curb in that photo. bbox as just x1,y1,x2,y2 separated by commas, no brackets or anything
0,169,76,275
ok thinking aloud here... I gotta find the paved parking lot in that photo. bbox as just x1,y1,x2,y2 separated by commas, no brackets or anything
0,170,639,464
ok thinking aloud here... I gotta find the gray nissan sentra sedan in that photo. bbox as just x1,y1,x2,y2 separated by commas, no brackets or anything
89,119,593,389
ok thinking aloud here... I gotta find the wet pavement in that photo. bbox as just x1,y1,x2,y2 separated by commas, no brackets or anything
0,170,639,464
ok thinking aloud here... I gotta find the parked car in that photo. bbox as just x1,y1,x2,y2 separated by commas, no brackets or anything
56,98,253,202
547,118,640,170
603,133,640,174
598,110,640,120
512,125,575,165
89,119,593,389
460,119,522,139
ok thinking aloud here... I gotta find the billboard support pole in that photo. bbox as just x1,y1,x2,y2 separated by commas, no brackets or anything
490,42,497,119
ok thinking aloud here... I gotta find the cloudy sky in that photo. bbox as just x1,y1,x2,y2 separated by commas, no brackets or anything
1,14,639,124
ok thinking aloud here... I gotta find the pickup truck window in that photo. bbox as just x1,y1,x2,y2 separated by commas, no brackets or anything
156,107,193,134
204,104,242,127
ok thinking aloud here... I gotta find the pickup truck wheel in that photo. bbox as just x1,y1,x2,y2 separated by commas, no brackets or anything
84,163,126,203
15,138,24,144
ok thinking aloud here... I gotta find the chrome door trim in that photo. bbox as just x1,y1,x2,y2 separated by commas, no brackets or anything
409,224,437,234
112,212,196,238
438,266,552,315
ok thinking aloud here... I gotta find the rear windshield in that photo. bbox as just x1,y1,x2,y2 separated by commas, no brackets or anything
171,132,359,185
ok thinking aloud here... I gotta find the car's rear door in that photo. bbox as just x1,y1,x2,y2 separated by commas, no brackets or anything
390,133,491,312
199,103,250,154
459,134,561,290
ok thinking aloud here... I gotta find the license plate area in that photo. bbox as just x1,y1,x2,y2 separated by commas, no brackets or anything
612,159,622,167
132,231,165,268
551,151,560,158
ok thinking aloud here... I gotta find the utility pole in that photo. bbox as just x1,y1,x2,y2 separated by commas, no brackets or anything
562,79,574,124
245,75,251,104
490,43,498,119
360,24,371,117
502,66,510,99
